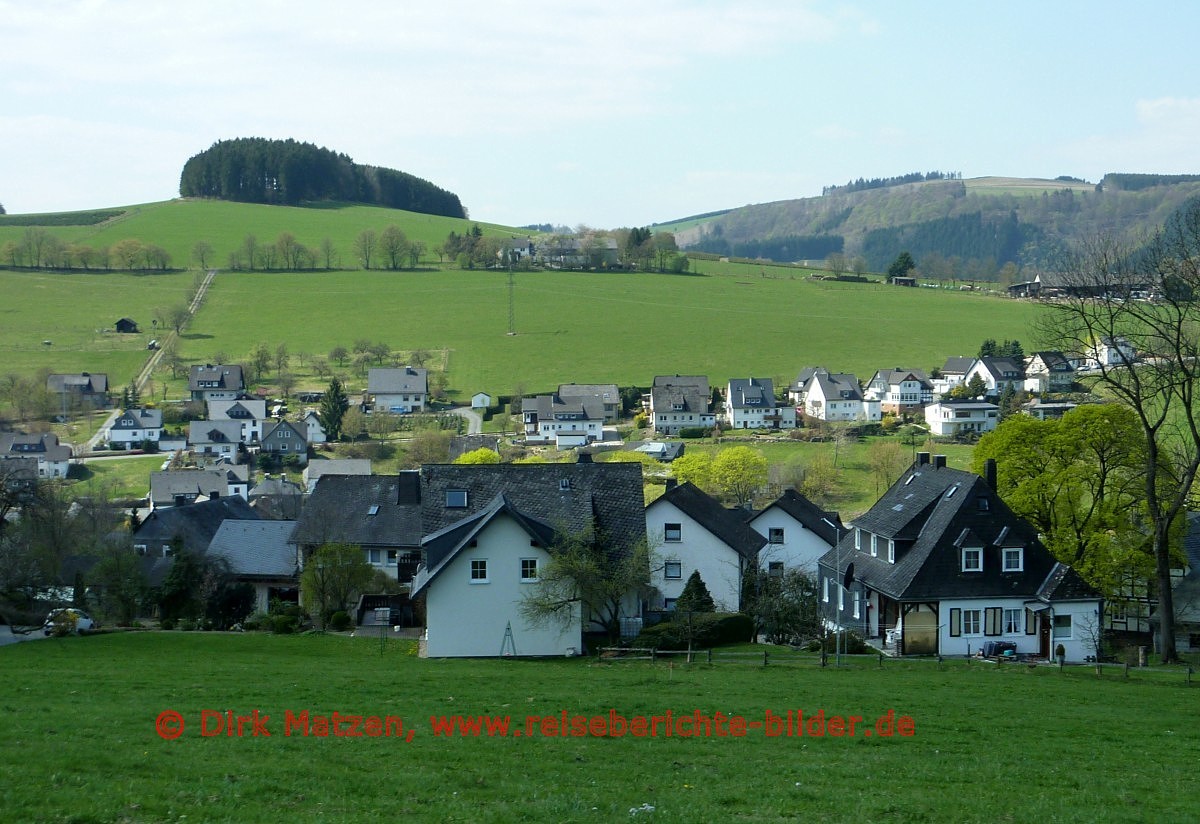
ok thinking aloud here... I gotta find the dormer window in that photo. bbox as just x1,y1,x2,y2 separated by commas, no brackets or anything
446,489,468,508
1003,547,1024,572
962,547,982,572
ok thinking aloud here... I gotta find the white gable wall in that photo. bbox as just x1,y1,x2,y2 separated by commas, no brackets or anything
646,499,744,612
748,509,830,575
424,515,580,657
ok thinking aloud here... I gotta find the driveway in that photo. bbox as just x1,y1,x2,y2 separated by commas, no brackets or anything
449,406,483,435
0,625,45,647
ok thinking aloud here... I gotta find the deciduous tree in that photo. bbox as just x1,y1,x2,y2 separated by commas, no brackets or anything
300,543,375,627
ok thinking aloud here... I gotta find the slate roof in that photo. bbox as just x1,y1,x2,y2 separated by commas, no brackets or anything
1,433,72,462
290,473,424,549
206,520,298,580
132,496,259,558
650,482,767,562
208,399,266,420
650,376,712,415
262,420,307,444
368,367,428,395
522,393,606,421
727,378,776,410
47,373,108,394
819,461,1099,603
150,469,227,504
976,356,1025,382
188,364,244,392
809,371,864,402
112,408,163,430
188,421,243,445
752,489,843,545
303,459,372,489
419,461,647,567
870,368,932,388
940,357,975,376
1026,351,1073,372
557,383,619,403
249,476,303,498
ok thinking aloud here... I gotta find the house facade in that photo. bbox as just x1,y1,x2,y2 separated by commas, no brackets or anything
649,375,715,435
557,383,621,423
206,520,299,614
817,454,1102,661
725,378,795,430
0,433,72,478
521,393,605,447
644,481,766,613
187,421,243,462
189,364,245,403
47,372,109,409
260,420,308,465
748,490,843,576
864,369,934,415
207,399,267,444
963,357,1025,398
796,370,879,422
150,468,247,509
1023,351,1075,394
368,367,428,413
924,400,999,437
106,408,164,448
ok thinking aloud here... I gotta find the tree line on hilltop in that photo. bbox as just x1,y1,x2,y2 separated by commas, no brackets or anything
178,138,466,218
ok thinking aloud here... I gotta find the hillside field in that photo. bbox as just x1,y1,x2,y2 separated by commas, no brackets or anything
1,632,1195,823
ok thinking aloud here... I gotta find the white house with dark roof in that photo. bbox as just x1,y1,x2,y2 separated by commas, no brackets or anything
924,399,999,436
864,368,934,415
207,399,267,444
106,408,163,448
818,453,1101,661
1023,351,1075,394
0,433,72,478
645,480,767,613
557,383,621,423
963,357,1025,398
521,393,606,447
748,490,844,576
725,377,795,430
187,421,242,462
189,364,245,402
795,369,879,422
150,468,247,509
649,375,715,435
368,367,428,413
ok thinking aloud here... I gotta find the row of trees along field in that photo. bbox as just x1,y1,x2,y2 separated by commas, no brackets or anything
178,138,466,218
3,228,172,271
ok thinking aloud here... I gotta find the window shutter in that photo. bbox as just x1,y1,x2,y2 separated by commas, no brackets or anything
1025,608,1037,635
949,608,961,637
985,607,1001,636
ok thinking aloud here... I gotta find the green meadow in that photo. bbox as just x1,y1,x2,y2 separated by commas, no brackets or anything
1,632,1195,823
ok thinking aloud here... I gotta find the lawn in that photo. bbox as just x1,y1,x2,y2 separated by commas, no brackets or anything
1,632,1195,822
71,454,166,501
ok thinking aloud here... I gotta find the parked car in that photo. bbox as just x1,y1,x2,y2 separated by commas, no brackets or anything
43,608,95,636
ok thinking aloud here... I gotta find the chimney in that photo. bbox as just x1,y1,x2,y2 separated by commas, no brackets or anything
984,458,997,490
916,452,930,466
933,455,947,469
576,452,593,464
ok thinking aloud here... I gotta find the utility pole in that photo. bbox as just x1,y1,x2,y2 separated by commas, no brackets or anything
507,264,516,336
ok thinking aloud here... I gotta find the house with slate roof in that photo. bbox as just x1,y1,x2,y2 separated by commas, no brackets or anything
521,392,606,447
47,372,110,408
725,377,795,430
748,489,844,576
411,459,646,657
189,364,245,402
1023,351,1075,394
794,369,879,422
106,407,164,449
963,356,1026,398
368,367,428,413
645,480,767,614
206,520,300,613
302,459,372,493
649,375,716,436
260,420,308,465
864,368,935,415
0,433,72,479
290,473,425,583
817,453,1102,661
187,421,243,462
132,496,259,560
207,399,268,444
557,383,621,423
150,468,248,510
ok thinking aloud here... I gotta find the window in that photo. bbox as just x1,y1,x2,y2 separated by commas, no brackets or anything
134,544,147,556
768,561,784,576
962,609,982,635
664,561,682,580
1003,547,1023,572
1109,603,1128,622
162,544,173,557
855,528,862,550
559,478,572,491
470,559,488,583
962,547,982,572
1003,608,1022,634
520,558,538,582
887,540,895,563
852,590,860,619
823,577,829,602
387,550,397,565
367,505,380,516
837,585,844,611
768,527,784,544
1053,614,1072,639
446,489,468,508
664,523,682,542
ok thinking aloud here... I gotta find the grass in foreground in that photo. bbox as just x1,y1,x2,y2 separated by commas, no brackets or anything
1,632,1195,823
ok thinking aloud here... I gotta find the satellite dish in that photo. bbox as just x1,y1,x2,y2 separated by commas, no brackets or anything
843,563,855,590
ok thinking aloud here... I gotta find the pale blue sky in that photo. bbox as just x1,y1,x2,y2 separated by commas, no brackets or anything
3,1,1199,228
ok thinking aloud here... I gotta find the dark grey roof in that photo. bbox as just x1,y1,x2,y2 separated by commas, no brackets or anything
753,489,843,545
870,368,932,388
207,520,298,579
652,482,767,561
262,420,307,443
810,371,864,402
112,408,163,430
188,364,244,392
819,462,1099,603
150,469,226,503
727,378,775,410
47,373,109,393
650,378,711,415
290,473,424,549
1036,562,1099,602
249,476,303,498
132,497,259,557
188,421,243,444
941,357,975,376
1,433,72,462
977,357,1025,381
522,393,606,421
557,383,619,402
419,462,647,565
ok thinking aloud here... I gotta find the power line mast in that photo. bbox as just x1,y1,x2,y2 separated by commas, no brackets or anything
507,263,516,336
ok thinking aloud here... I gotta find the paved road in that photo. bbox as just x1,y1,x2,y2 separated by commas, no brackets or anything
449,406,483,434
0,625,45,647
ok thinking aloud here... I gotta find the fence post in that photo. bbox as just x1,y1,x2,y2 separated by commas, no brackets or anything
651,648,657,664
763,649,769,667
1124,662,1129,679
707,648,712,665
878,652,883,668
1189,666,1194,687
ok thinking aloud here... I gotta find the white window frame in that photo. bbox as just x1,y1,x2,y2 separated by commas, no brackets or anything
1053,614,1072,639
768,527,784,544
887,540,895,563
520,558,538,583
1003,608,1022,634
962,547,983,572
470,558,488,583
1003,547,1024,572
962,609,982,635
664,560,682,580
663,523,682,543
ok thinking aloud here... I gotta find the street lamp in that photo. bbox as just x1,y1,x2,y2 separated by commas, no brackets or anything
822,517,842,667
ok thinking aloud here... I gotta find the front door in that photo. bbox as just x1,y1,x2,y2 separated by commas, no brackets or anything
1039,614,1051,658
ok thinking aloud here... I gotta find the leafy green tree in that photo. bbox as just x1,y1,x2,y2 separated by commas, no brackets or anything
319,377,350,441
671,452,714,491
379,225,410,270
519,532,651,642
712,446,769,508
887,251,916,279
158,541,203,621
675,570,716,613
453,448,500,464
745,567,819,644
353,229,377,270
300,543,375,628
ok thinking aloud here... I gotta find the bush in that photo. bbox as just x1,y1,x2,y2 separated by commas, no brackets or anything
805,630,867,655
328,611,353,632
678,427,710,439
159,617,177,630
241,612,267,631
270,614,298,634
179,618,197,632
633,612,753,650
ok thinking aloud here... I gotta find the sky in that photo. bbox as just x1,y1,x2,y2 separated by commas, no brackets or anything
3,1,1200,229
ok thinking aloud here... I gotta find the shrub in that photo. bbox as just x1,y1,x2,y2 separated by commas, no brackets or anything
160,617,177,630
241,613,267,631
633,412,649,429
328,611,353,632
633,612,753,650
805,630,867,655
678,427,710,439
270,614,298,634
179,618,196,632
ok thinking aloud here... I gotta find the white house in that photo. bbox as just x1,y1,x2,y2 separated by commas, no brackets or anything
302,410,327,444
150,467,247,509
0,433,72,479
521,393,605,447
864,368,934,415
368,367,428,413
725,378,795,430
1078,336,1137,371
187,421,243,461
925,400,999,437
795,370,879,422
962,357,1025,398
1023,351,1075,394
645,481,766,613
106,408,164,448
748,490,843,577
557,384,621,423
189,364,245,403
649,375,715,435
818,454,1102,661
207,399,267,444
